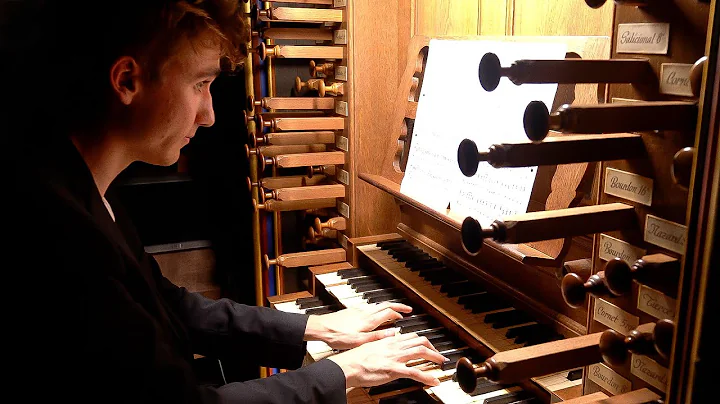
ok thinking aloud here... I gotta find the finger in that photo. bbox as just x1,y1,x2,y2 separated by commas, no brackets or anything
396,345,448,365
400,336,440,353
354,327,401,345
367,308,404,329
396,365,441,387
365,301,412,315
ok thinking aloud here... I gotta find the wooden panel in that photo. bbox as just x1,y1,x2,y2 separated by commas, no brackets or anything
415,0,479,37
513,1,614,36
153,248,219,298
479,0,510,35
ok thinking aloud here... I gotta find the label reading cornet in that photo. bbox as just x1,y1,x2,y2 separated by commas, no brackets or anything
604,167,653,206
660,63,694,97
598,234,646,263
637,284,676,320
594,298,639,335
644,215,688,254
631,354,669,391
617,23,670,55
335,66,348,81
588,363,632,395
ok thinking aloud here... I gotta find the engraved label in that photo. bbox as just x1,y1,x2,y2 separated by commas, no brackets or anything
337,169,350,185
617,23,670,55
660,63,694,97
333,0,347,7
599,234,647,263
594,298,639,335
588,363,632,395
336,136,349,151
631,354,668,391
337,201,350,218
335,66,348,81
638,284,676,320
644,215,688,255
604,168,654,206
333,29,348,45
335,101,349,116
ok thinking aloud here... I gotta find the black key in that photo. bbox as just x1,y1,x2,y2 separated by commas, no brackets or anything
405,258,439,269
431,340,459,351
523,330,563,347
426,271,465,286
469,379,508,396
440,350,482,371
394,251,429,263
514,326,553,344
363,289,399,301
388,246,418,255
347,276,380,286
457,292,488,305
463,294,512,313
441,281,483,297
505,323,543,339
485,310,534,329
338,268,370,279
368,293,402,303
484,390,533,404
567,369,583,381
297,298,325,309
406,260,444,271
296,296,322,306
418,267,446,279
368,378,419,396
305,305,342,316
377,240,406,249
416,330,451,343
394,314,428,326
354,282,385,293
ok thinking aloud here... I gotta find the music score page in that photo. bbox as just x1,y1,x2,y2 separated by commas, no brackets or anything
399,39,567,226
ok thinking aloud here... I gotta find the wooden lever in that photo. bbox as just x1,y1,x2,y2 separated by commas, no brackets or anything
253,198,337,212
247,144,327,159
561,389,660,404
308,227,338,241
252,131,336,147
248,94,335,111
457,134,646,174
263,248,346,269
263,0,334,5
456,332,603,391
307,164,337,178
672,147,694,190
600,320,673,366
479,52,653,91
585,0,650,8
310,60,336,77
315,216,347,232
461,203,637,255
523,100,698,142
558,258,593,284
256,6,343,23
261,151,345,171
261,184,345,202
295,77,345,96
261,27,334,41
561,271,613,309
603,254,680,297
257,42,344,61
257,114,345,131
246,175,326,192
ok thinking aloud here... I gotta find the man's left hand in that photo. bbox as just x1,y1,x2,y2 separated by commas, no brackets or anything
304,302,413,350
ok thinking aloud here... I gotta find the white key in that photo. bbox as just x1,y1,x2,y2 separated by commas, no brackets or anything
275,301,304,314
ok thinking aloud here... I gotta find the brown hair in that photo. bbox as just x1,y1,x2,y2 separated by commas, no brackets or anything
1,0,248,137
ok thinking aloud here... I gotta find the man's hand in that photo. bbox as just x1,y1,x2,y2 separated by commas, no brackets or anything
304,302,412,350
327,332,448,388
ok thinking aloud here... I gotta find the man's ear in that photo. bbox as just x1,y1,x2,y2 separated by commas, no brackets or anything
109,56,142,105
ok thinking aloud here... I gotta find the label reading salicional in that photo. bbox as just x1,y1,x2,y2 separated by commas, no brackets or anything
617,23,670,55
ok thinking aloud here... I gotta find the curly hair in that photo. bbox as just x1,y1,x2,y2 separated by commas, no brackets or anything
1,0,248,137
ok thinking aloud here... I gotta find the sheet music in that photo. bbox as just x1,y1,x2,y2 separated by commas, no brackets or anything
400,39,567,226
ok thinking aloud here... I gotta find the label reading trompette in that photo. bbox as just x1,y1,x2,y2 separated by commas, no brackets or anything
588,363,632,395
604,167,653,206
594,298,639,335
598,234,647,263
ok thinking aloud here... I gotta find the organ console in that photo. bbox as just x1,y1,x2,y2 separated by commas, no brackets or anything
252,0,718,402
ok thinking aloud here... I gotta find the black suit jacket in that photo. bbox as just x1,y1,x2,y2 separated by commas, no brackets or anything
7,136,346,403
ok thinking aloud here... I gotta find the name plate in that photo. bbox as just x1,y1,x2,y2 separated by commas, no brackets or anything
588,363,632,395
660,63,694,97
339,233,349,249
335,100,349,116
631,354,668,391
644,215,688,254
594,298,639,335
335,65,348,81
599,234,646,263
333,29,348,45
604,168,653,206
337,201,350,218
638,284,676,320
336,135,349,151
337,168,350,185
617,23,670,55
333,0,347,7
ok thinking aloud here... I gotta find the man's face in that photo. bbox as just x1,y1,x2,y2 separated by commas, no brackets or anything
126,34,220,166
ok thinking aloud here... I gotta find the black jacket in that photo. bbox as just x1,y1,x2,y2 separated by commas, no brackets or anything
7,136,346,403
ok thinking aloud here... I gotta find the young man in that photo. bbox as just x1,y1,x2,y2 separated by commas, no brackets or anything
3,1,445,402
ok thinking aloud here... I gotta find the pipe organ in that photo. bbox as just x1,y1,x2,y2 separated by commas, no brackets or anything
254,0,718,402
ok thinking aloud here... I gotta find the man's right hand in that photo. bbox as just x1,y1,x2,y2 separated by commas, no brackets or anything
327,332,448,388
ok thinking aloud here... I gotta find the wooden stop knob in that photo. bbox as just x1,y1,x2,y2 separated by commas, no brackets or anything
690,56,707,97
603,257,633,296
672,147,694,190
653,319,674,359
600,329,629,366
456,357,479,394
